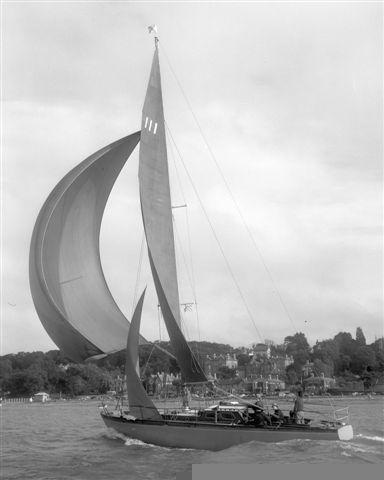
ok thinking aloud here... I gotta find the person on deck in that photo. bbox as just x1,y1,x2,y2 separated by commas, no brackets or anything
250,405,272,426
293,390,304,423
182,387,190,408
270,403,284,422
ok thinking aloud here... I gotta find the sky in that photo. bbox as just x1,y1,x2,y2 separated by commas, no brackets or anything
2,1,383,355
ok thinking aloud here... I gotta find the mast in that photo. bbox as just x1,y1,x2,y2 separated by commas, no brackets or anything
139,30,207,383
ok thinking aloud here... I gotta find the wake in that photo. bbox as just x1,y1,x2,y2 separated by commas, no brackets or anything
124,438,152,447
355,434,384,443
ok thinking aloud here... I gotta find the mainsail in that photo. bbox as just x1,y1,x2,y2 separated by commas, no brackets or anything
125,288,162,420
139,45,207,383
29,133,146,362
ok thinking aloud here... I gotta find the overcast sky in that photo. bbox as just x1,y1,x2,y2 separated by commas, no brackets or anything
2,1,382,355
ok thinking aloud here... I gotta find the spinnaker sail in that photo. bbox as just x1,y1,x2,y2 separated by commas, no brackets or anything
29,133,146,362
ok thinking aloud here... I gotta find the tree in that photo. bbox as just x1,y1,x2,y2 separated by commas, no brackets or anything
313,339,339,364
350,346,376,375
285,365,298,385
373,347,384,373
284,333,310,356
237,354,251,367
216,366,236,380
335,354,352,375
169,358,181,376
334,332,357,358
138,345,174,376
361,367,376,392
81,364,111,394
0,358,13,391
67,375,86,396
270,344,286,357
4,369,45,396
284,333,310,378
313,358,333,378
291,353,310,377
172,378,182,396
370,337,384,353
355,327,366,347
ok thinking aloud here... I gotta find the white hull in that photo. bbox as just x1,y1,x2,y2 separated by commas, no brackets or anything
101,413,352,451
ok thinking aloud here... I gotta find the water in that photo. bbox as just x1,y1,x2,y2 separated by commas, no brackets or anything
2,397,383,479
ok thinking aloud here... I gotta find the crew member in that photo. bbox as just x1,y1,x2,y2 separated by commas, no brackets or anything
293,390,304,423
250,405,271,426
270,403,284,422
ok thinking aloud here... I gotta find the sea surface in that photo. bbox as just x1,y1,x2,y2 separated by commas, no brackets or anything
2,396,383,479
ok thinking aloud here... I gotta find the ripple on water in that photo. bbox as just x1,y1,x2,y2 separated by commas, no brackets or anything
2,398,384,479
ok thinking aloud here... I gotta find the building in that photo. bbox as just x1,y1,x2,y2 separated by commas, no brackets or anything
252,375,285,395
282,355,294,368
303,374,336,395
204,354,226,377
373,378,384,394
143,372,182,397
302,360,315,377
238,351,293,380
253,343,271,359
33,392,50,403
225,353,238,370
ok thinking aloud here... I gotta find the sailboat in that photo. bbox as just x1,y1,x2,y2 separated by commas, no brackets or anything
29,31,353,450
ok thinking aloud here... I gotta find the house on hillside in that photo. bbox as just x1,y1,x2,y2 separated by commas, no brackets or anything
33,392,50,403
225,353,238,369
252,375,285,395
302,360,315,377
253,343,271,359
204,353,226,376
373,377,384,394
303,374,336,395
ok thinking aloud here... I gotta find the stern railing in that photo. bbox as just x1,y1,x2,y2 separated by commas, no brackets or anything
332,406,350,424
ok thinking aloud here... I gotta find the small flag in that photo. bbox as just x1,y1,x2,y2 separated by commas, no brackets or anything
148,25,158,35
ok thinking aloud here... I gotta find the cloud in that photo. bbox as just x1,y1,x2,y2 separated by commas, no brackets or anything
2,2,382,355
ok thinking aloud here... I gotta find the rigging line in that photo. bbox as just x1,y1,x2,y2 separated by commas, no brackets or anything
169,208,193,342
131,231,145,318
165,122,263,342
172,220,191,342
168,130,202,347
160,42,297,333
172,218,195,309
185,207,202,344
172,224,193,343
168,134,195,297
140,343,156,379
180,310,191,342
167,128,187,205
157,305,162,342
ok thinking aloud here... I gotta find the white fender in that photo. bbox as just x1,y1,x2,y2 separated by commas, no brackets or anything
337,424,353,441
